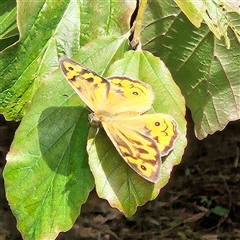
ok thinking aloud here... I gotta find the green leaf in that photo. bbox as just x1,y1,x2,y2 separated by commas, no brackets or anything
174,0,240,48
3,36,130,239
87,50,186,217
3,69,95,239
210,206,229,217
173,0,203,28
141,0,240,139
71,36,130,76
0,0,135,120
0,0,18,51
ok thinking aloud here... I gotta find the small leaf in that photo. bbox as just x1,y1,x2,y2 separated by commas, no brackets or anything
210,206,229,217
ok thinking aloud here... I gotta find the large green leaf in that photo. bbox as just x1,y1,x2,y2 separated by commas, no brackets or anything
141,0,240,139
0,0,135,120
3,36,130,239
88,50,186,217
3,72,94,240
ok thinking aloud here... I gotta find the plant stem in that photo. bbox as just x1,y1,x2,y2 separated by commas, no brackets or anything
131,0,148,49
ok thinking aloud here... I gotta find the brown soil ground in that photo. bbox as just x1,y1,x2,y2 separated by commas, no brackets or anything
1,112,240,240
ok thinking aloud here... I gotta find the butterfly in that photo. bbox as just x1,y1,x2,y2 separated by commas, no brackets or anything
59,57,178,183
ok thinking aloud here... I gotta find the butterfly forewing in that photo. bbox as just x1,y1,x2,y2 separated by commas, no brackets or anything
60,57,110,112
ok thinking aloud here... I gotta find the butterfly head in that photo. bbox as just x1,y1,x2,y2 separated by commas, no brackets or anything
88,113,102,128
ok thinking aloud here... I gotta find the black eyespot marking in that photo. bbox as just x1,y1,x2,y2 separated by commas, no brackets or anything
141,165,147,171
71,76,77,82
86,77,94,83
133,91,139,95
155,121,160,126
68,66,74,71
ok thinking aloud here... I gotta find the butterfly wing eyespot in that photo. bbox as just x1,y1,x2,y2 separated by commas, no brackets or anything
152,115,178,156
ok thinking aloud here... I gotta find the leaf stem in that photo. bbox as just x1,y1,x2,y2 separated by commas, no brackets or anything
131,0,148,49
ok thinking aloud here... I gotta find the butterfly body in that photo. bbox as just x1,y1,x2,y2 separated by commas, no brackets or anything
60,57,178,183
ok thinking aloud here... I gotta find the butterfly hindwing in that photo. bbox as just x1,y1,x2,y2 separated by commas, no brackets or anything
135,113,178,156
102,120,161,183
101,113,178,182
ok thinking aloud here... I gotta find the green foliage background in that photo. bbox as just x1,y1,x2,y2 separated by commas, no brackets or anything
0,0,239,239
